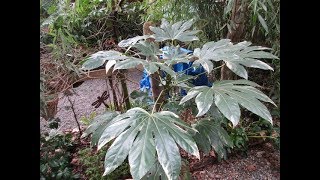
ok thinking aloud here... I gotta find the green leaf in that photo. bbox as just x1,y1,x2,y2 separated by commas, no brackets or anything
213,79,261,87
181,80,275,127
214,91,240,128
155,62,177,79
144,62,159,75
91,107,199,179
154,113,199,158
133,41,162,60
193,39,278,77
150,19,200,42
103,124,142,176
237,58,273,70
257,13,269,34
242,50,278,59
222,89,273,124
162,46,191,66
231,86,277,106
82,51,127,70
152,119,181,180
192,119,233,159
193,59,213,73
97,114,134,150
141,160,168,180
118,35,151,47
105,60,116,74
225,61,248,79
225,0,235,15
81,111,119,146
179,89,201,105
195,87,214,117
129,119,156,180
113,57,145,71
258,1,267,12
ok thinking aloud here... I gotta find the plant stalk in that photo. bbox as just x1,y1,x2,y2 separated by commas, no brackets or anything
152,90,164,114
67,96,82,139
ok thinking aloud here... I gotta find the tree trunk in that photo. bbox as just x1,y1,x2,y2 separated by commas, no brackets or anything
221,0,247,80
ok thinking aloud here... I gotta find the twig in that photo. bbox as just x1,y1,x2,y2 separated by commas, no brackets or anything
66,96,82,140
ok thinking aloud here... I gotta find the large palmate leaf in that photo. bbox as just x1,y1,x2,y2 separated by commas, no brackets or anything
162,46,191,66
192,39,278,79
180,80,276,127
113,57,147,71
133,41,162,61
113,59,177,79
81,111,120,146
141,159,168,180
92,108,199,180
81,51,129,70
149,19,200,42
191,119,233,160
118,35,151,47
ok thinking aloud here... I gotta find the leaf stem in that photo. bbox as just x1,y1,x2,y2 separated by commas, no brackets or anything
247,135,276,139
152,90,164,114
177,63,225,76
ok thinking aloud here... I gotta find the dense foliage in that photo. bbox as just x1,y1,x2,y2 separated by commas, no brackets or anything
81,18,278,179
40,1,280,179
40,131,79,179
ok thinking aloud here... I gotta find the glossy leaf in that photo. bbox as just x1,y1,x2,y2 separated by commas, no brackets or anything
90,107,199,180
81,111,119,146
133,41,162,61
113,57,146,71
162,46,191,66
180,80,276,127
141,160,168,180
144,62,159,75
81,51,127,70
155,62,177,79
192,39,278,79
258,13,269,34
105,60,116,74
129,119,156,180
214,91,240,127
118,35,151,47
194,87,214,117
150,19,200,42
193,58,213,73
192,119,233,159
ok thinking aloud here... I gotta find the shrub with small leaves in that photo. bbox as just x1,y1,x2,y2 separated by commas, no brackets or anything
78,147,131,180
40,131,79,179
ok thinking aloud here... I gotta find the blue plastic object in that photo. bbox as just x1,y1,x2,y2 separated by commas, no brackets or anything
139,46,211,95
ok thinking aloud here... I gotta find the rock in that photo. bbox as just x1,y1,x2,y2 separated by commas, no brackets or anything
215,174,221,178
71,158,79,165
209,150,216,158
247,164,256,171
256,151,265,158
72,128,79,133
55,148,63,153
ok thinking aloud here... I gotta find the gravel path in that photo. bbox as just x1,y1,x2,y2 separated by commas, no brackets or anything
193,143,280,180
40,69,142,133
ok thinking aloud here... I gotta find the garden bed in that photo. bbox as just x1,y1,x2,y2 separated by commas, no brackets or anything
41,68,279,179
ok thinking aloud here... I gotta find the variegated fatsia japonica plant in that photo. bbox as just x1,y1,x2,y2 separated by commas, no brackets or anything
80,19,278,180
